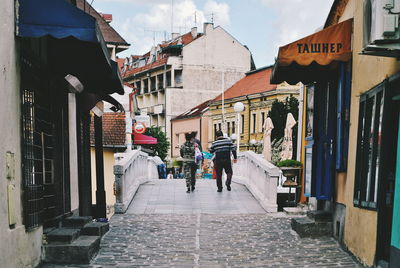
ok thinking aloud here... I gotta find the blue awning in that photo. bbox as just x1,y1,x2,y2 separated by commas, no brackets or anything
16,0,124,95
17,0,98,43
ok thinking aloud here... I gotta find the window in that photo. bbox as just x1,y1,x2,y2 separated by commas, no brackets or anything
241,115,244,134
214,124,217,139
218,123,221,131
227,122,231,136
261,112,265,132
252,114,256,133
306,84,315,139
232,121,236,135
354,84,384,209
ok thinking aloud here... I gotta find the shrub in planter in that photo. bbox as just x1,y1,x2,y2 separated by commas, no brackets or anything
276,159,302,168
277,160,302,187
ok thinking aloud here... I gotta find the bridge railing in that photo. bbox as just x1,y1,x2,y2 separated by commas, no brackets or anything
233,151,280,212
113,150,159,213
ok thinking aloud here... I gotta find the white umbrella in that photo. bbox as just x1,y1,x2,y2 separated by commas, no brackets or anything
262,117,274,162
280,113,296,160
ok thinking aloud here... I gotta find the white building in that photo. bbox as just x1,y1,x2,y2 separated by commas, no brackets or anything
122,23,253,156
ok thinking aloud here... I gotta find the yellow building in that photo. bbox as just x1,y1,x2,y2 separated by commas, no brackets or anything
271,0,400,266
90,112,127,218
209,66,300,151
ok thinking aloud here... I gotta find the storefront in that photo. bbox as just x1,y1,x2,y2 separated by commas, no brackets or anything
271,19,353,242
16,0,124,228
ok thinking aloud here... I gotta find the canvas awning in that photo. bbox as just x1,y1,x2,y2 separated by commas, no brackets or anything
133,133,157,145
16,0,124,95
271,19,353,84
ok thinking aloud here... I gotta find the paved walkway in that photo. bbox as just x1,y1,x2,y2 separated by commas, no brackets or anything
44,180,363,267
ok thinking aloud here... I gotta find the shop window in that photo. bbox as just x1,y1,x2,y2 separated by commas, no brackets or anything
354,84,384,209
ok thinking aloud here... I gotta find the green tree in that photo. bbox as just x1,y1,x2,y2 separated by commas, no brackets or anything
142,127,170,161
267,95,299,159
268,99,286,142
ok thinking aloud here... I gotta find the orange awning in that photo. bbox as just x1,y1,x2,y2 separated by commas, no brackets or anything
271,18,353,84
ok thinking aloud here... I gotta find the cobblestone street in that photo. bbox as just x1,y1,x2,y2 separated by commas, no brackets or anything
42,180,363,267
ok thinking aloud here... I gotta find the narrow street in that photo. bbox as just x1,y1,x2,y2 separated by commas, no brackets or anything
42,180,362,267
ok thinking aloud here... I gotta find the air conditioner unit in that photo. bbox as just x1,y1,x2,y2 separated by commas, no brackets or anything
363,0,400,57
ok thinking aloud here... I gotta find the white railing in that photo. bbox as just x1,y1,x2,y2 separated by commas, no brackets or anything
233,151,280,212
113,150,159,213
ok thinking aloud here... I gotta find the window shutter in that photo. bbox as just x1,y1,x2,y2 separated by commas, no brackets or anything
336,62,351,171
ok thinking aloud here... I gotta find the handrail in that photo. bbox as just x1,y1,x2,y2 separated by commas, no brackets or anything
233,151,280,212
113,150,159,213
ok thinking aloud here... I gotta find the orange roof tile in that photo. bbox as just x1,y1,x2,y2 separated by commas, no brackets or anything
214,66,277,101
172,100,211,120
123,57,168,78
122,31,202,78
90,112,126,147
76,0,129,46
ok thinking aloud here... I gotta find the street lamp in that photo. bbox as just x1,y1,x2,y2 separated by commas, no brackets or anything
234,102,244,153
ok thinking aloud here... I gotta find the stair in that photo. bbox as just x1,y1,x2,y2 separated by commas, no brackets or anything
42,216,109,264
291,210,333,238
81,222,109,236
43,236,100,264
46,228,81,243
62,216,92,228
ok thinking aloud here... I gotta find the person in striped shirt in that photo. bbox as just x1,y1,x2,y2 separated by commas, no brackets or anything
209,130,237,192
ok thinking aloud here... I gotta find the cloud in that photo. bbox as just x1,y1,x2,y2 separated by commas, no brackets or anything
116,0,231,57
204,0,230,25
261,0,334,47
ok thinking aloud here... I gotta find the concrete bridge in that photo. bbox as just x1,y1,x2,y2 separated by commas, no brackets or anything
41,151,362,267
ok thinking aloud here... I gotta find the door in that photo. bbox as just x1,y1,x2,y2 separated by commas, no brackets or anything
376,81,400,265
21,52,70,229
313,80,337,200
390,107,400,266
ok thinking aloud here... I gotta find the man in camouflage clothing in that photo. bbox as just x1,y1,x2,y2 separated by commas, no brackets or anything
180,133,197,193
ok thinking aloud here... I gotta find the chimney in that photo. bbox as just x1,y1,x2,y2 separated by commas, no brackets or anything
203,22,213,35
191,27,197,39
171,33,180,40
100,13,113,23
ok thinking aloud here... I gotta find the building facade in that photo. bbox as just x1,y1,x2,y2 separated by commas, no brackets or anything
0,0,127,266
271,0,400,266
122,23,253,156
209,66,300,151
171,100,210,158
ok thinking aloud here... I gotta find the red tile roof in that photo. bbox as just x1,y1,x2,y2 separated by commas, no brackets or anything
122,31,202,78
123,57,169,78
76,0,129,47
172,100,211,120
116,57,125,70
214,66,277,101
90,112,126,147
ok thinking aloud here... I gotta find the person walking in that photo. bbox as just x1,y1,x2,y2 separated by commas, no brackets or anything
180,132,197,193
209,130,237,192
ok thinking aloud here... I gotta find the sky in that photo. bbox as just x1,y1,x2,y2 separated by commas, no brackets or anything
92,0,334,68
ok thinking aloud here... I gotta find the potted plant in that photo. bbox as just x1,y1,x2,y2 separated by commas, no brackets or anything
277,159,302,187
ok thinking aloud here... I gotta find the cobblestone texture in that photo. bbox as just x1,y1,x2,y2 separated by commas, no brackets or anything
40,180,363,268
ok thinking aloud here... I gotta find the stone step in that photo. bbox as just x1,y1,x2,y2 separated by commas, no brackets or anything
306,210,332,222
43,235,101,264
81,222,109,237
46,228,81,243
291,217,332,238
283,207,307,215
62,216,92,228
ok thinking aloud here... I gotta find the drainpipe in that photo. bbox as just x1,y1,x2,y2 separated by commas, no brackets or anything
246,95,251,150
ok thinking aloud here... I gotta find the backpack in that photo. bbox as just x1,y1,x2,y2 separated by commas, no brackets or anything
194,143,202,164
